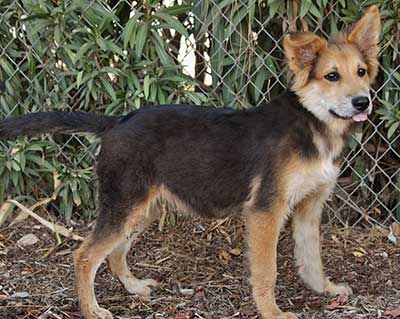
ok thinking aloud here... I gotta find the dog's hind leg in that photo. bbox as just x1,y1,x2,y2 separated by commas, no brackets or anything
107,206,159,297
74,232,118,319
74,198,151,319
292,188,352,296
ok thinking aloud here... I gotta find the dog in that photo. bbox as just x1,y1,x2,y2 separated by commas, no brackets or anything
0,6,381,319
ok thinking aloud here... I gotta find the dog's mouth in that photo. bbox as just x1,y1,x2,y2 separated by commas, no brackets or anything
352,113,369,122
329,110,369,122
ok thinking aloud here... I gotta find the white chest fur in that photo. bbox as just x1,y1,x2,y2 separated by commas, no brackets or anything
286,158,339,209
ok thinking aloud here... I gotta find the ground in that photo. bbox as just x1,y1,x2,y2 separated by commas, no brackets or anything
0,216,399,319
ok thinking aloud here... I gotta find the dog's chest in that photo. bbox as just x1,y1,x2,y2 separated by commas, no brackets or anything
286,159,338,208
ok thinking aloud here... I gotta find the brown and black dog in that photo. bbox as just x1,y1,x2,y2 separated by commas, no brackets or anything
0,6,381,319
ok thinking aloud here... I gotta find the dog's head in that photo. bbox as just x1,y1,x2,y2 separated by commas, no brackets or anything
283,6,381,129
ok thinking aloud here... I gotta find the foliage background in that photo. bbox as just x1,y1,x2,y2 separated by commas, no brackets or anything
0,0,399,226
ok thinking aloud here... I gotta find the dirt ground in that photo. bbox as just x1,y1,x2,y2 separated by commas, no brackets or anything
0,216,399,319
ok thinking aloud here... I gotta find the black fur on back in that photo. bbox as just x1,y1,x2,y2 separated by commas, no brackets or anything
0,91,331,234
91,91,329,234
0,111,117,138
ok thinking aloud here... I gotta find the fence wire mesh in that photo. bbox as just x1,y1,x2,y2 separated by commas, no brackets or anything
0,0,398,227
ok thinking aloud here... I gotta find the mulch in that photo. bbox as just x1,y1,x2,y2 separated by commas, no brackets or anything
0,216,399,319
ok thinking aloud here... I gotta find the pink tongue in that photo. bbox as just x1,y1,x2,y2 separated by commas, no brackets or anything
352,113,368,122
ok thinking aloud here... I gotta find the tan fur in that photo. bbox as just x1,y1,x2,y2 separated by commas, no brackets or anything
156,184,194,215
107,208,159,296
284,32,328,90
283,156,339,210
312,128,346,160
292,190,351,296
243,175,263,210
74,233,119,319
284,5,381,136
244,200,297,319
347,6,381,81
296,43,371,126
74,201,153,319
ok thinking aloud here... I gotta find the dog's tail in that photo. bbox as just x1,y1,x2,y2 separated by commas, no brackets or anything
0,111,118,139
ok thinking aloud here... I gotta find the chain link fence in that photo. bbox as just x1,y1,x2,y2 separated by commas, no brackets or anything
0,0,399,227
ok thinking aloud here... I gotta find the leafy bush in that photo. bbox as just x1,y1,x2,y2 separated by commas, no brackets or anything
0,0,399,224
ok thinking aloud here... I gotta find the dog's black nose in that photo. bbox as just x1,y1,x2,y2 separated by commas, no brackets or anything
352,96,370,111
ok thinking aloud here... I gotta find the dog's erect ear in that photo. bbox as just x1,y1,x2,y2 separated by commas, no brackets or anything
283,32,327,88
347,5,381,81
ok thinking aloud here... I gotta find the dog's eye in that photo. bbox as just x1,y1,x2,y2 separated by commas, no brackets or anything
324,72,340,82
358,68,366,77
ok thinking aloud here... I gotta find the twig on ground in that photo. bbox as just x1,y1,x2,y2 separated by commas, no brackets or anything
6,199,83,241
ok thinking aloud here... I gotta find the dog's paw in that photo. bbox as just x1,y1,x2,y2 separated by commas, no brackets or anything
90,307,113,319
325,280,353,296
273,312,298,319
125,278,158,297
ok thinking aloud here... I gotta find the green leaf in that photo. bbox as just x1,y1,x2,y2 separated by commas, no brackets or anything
122,13,143,49
11,171,19,188
72,188,81,206
144,74,150,100
77,71,83,88
128,73,141,91
11,160,21,172
161,75,187,82
300,0,312,18
29,19,54,36
152,31,172,65
101,67,120,75
17,153,26,171
185,92,207,105
158,86,166,104
154,12,188,37
54,24,63,45
134,97,141,108
105,40,126,57
309,4,322,20
150,82,158,102
330,14,339,35
382,19,394,35
168,211,176,226
74,43,92,64
135,22,149,58
388,122,399,139
254,68,268,102
248,0,256,23
100,77,117,101
0,58,15,77
65,202,73,220
265,57,277,76
269,0,282,17
26,154,47,168
97,37,107,51
160,4,192,16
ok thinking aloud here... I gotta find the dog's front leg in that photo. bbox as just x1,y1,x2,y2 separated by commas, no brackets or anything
245,205,297,319
292,190,352,296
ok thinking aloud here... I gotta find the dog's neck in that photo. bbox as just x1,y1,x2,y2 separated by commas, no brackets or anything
294,90,352,137
288,90,351,161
